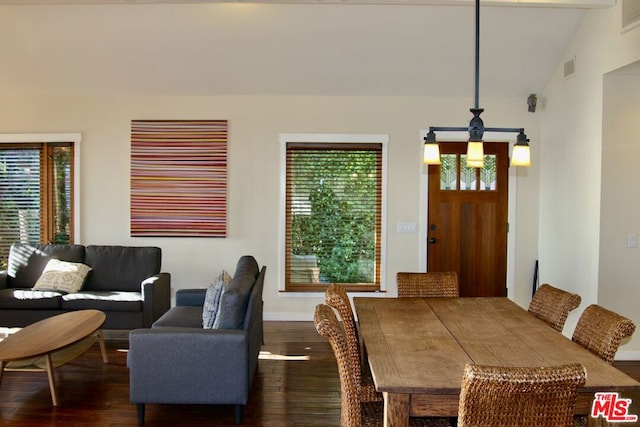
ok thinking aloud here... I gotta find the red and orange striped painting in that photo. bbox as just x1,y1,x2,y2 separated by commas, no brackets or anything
131,120,227,237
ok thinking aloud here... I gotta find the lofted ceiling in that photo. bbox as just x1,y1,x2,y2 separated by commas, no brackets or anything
0,0,610,97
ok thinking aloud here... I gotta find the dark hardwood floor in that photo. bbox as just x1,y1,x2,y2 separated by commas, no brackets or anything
0,321,639,426
0,322,341,426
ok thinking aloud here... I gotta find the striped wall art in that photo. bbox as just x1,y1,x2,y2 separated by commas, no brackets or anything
130,120,227,237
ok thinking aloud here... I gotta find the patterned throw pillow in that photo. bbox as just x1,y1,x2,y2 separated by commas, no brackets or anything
202,270,232,329
33,259,92,293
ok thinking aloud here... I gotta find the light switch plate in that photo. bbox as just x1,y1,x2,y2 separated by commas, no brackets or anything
397,222,417,233
627,233,637,248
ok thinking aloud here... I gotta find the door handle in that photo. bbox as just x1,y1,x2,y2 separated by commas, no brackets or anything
429,237,437,244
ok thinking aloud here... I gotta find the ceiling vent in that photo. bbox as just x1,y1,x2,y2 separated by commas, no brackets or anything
563,57,576,79
622,0,640,33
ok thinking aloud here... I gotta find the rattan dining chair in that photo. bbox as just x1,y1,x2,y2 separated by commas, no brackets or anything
572,304,636,364
325,284,380,403
314,304,451,427
457,363,587,427
528,283,582,332
396,272,459,298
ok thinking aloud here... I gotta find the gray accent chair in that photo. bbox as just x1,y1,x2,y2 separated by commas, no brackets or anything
128,255,266,425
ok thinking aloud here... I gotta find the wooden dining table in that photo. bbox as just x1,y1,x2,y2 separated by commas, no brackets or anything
353,297,640,427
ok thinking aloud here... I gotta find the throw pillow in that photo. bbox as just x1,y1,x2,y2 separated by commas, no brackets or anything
202,270,232,329
33,259,92,293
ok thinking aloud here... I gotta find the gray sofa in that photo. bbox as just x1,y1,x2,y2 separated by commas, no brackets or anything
0,243,171,329
128,255,266,425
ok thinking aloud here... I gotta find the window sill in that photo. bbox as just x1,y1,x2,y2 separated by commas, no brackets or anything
278,290,387,298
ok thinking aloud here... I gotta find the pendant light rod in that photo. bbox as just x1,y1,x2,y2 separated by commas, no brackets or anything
474,0,480,109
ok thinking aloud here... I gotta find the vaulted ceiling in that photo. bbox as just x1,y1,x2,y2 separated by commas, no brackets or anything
0,0,612,97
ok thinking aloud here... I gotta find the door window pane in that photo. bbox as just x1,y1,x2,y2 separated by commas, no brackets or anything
480,155,497,191
440,154,458,190
460,155,477,191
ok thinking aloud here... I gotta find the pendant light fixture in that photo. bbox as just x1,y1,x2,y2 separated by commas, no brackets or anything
423,0,531,168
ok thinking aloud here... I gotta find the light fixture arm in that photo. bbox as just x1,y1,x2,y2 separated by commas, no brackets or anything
428,126,525,135
423,0,531,167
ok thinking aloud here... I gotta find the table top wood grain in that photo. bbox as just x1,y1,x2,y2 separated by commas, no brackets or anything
0,310,106,362
354,297,640,424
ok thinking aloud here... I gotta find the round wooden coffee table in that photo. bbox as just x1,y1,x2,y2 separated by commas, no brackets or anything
0,309,108,406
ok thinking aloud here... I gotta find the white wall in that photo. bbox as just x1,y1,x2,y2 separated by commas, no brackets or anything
600,70,640,358
0,94,540,320
540,2,640,357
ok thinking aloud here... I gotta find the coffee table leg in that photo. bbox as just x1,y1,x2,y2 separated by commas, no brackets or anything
44,353,58,406
96,330,108,363
0,360,5,387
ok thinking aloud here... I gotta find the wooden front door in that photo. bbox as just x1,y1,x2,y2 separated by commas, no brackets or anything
427,142,509,297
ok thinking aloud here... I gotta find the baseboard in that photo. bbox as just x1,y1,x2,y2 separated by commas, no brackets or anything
615,350,640,361
101,329,131,341
264,312,313,321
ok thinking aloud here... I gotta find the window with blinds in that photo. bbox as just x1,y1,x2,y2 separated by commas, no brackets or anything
0,143,74,265
285,142,382,292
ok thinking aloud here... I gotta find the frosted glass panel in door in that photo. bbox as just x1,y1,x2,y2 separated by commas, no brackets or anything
440,154,457,190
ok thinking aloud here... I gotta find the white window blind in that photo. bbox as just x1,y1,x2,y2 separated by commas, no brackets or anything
0,149,41,258
285,142,382,292
0,143,74,264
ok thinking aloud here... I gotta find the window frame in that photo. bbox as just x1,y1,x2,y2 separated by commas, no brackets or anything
0,133,82,245
279,133,388,293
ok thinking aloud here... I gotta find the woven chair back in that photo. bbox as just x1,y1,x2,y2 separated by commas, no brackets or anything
325,285,363,385
458,363,586,427
572,304,636,364
396,271,459,298
528,283,581,332
314,303,361,427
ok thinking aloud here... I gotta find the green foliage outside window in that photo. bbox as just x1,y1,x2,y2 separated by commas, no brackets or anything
290,149,378,284
53,146,71,244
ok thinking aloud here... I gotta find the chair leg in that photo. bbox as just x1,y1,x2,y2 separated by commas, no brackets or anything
235,404,243,425
136,403,145,425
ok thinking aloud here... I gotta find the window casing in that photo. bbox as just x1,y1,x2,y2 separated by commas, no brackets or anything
282,135,386,292
0,136,78,266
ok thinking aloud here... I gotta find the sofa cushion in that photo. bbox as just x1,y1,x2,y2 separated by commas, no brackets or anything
84,246,161,292
175,289,207,307
202,270,231,329
211,256,259,330
234,255,259,278
0,288,63,309
152,306,205,328
61,291,143,312
212,273,256,330
7,243,85,289
33,259,92,293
